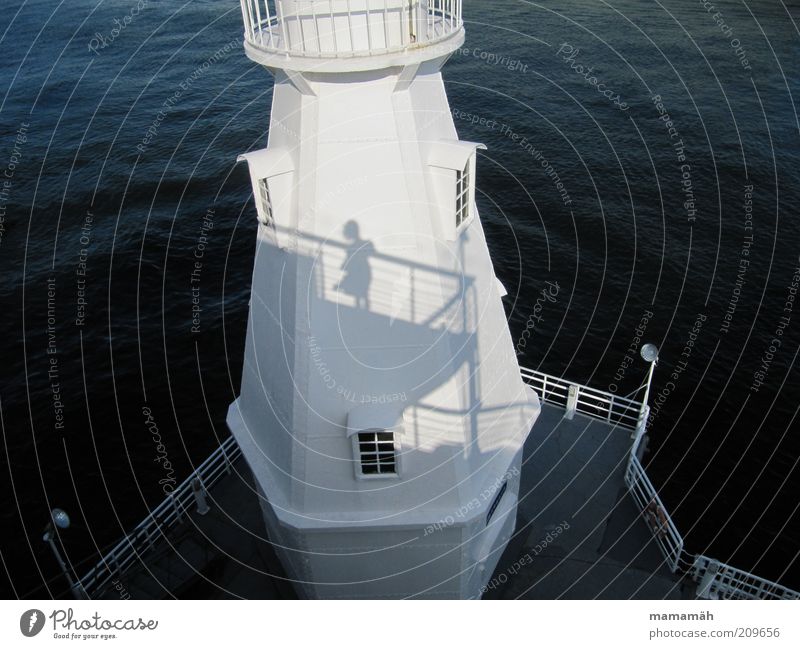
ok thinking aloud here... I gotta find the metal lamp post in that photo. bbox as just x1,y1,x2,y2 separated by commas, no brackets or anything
43,508,86,599
640,343,659,404
634,343,659,441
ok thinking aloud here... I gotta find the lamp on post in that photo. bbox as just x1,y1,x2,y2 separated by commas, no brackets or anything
640,343,659,404
634,343,659,441
43,508,86,599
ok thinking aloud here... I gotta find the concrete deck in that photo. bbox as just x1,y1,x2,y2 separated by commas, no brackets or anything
486,404,689,599
95,459,296,600
97,403,691,599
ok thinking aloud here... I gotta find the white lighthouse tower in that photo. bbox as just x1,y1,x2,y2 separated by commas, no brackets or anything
227,0,540,599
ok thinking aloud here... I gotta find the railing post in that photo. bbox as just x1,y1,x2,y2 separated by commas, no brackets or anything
696,559,720,599
383,0,389,50
221,441,232,474
297,2,308,52
671,537,683,573
365,0,374,52
564,384,578,420
191,478,211,516
170,493,183,523
278,0,291,51
638,349,657,432
329,1,339,53
344,0,355,50
253,0,264,46
632,404,650,444
240,0,253,43
421,0,430,43
309,0,319,53
265,0,275,49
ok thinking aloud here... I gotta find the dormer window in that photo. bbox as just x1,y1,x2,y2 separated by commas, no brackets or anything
455,160,471,229
426,139,486,240
237,146,295,247
354,430,397,477
257,177,274,228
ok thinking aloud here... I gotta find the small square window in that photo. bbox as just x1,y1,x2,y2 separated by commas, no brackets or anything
455,160,471,229
257,177,273,228
354,430,398,478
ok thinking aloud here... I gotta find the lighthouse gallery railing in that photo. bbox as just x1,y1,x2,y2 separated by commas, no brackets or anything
240,0,462,57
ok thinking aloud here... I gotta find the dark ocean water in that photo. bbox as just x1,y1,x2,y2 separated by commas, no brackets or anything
0,0,798,598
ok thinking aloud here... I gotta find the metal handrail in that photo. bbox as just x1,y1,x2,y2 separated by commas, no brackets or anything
77,365,797,600
519,365,797,599
692,555,800,600
240,0,463,58
77,436,241,597
625,453,685,573
520,367,642,430
624,401,685,572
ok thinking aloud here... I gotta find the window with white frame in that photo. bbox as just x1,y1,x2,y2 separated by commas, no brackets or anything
455,159,471,229
426,140,484,240
257,177,274,228
354,430,397,477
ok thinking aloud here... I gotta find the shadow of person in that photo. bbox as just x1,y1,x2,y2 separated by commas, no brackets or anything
336,220,374,309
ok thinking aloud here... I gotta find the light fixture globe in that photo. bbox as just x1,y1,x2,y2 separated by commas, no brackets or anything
640,343,659,363
51,508,71,530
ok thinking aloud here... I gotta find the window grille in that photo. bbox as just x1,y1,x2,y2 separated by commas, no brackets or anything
455,160,471,229
258,177,274,227
356,431,397,476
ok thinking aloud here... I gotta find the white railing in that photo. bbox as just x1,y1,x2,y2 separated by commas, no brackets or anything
77,436,241,598
692,556,800,600
624,400,685,573
240,0,463,58
521,366,684,571
75,365,796,600
519,365,798,598
625,451,685,573
520,366,643,431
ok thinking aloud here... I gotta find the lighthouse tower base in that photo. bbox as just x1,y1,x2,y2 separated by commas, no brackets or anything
229,404,525,599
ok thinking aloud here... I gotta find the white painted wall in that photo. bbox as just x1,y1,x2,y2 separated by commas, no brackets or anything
228,42,539,599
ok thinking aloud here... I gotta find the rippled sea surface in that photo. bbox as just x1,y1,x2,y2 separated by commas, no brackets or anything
1,0,798,597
